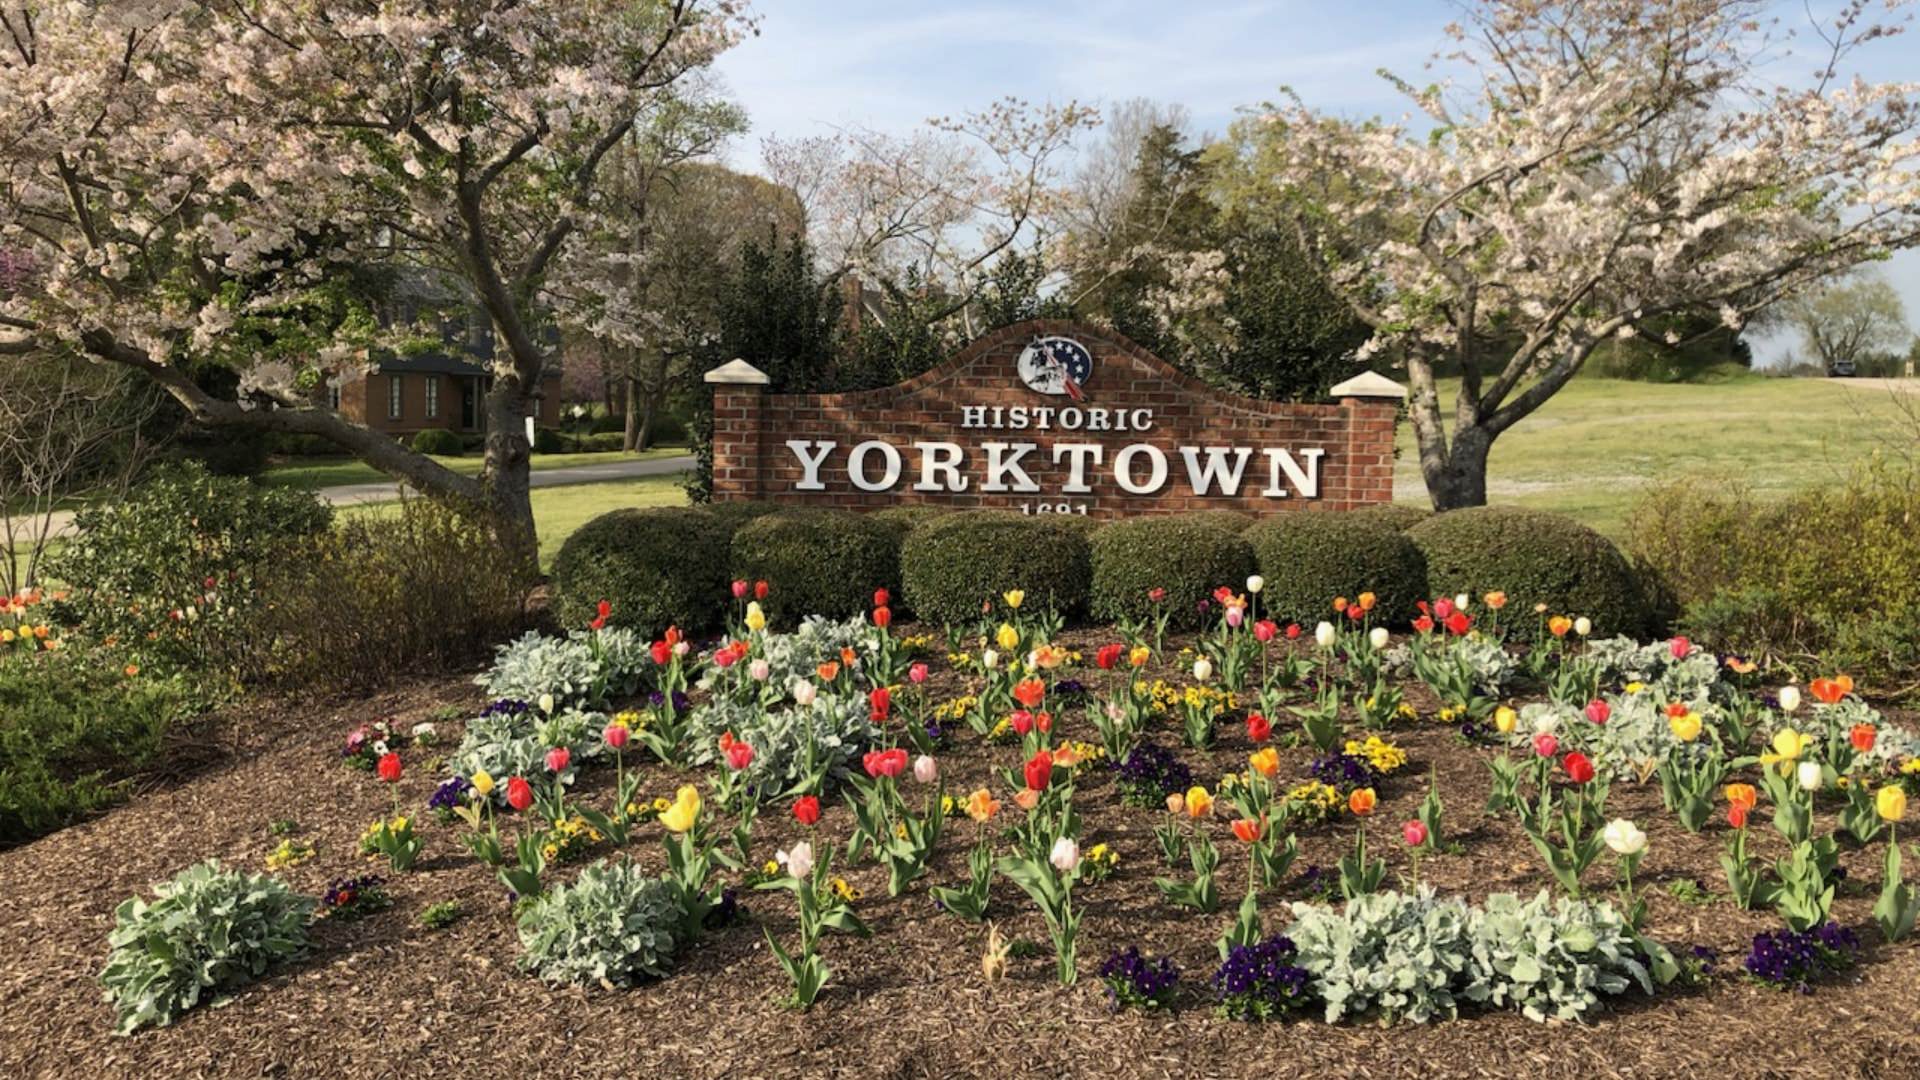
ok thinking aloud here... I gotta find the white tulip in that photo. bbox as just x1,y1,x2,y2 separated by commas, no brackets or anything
1049,836,1080,873
1573,616,1591,637
538,693,555,715
1601,819,1647,857
1778,685,1802,713
1796,760,1823,792
1314,621,1337,648
791,681,817,707
982,648,1000,671
1369,626,1390,651
1246,574,1265,595
1454,593,1470,612
780,840,814,881
913,754,939,784
1192,657,1214,682
672,640,690,658
749,659,771,682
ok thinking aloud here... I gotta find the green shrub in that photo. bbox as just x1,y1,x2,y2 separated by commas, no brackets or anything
647,412,690,446
870,505,953,538
1410,507,1645,636
100,860,314,1034
550,507,733,636
50,461,333,675
1350,504,1432,532
517,859,683,986
1089,519,1256,630
250,498,534,689
1184,510,1255,534
704,500,789,532
1627,465,1920,682
900,511,1091,625
1244,514,1428,625
731,509,900,625
572,431,627,453
409,428,464,456
532,426,566,454
0,651,203,844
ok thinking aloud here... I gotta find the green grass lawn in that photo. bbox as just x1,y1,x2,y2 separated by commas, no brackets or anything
261,445,690,491
1394,373,1919,536
340,471,692,569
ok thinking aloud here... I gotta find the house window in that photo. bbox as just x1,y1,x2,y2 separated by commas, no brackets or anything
327,384,341,411
388,375,404,419
425,375,440,419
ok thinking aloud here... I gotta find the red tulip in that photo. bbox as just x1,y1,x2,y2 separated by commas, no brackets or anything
1851,723,1876,753
1253,620,1277,642
732,579,749,599
1147,587,1167,603
603,723,630,750
1024,749,1054,791
1728,801,1749,829
869,686,892,723
1412,615,1435,634
1010,710,1035,736
725,740,755,771
545,746,571,773
1096,643,1124,670
872,605,892,629
1433,598,1455,619
1532,732,1559,758
873,588,890,608
1562,751,1595,785
1444,611,1472,635
793,795,821,825
1585,699,1610,725
1347,604,1365,623
376,751,403,784
506,777,534,811
754,580,770,600
1285,623,1302,640
1231,818,1264,843
863,748,908,779
1402,820,1428,847
1012,678,1046,709
650,639,671,666
1245,713,1272,743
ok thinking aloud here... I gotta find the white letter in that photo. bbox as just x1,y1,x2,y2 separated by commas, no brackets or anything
1052,444,1104,493
1114,444,1169,494
787,440,836,491
1261,448,1324,498
1180,446,1254,496
1129,408,1155,432
913,441,968,492
981,442,1041,493
961,405,987,429
848,441,902,492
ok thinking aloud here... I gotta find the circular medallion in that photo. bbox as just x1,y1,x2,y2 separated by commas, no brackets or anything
1015,336,1094,399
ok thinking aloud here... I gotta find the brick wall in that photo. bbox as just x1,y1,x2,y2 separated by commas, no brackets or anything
708,320,1402,519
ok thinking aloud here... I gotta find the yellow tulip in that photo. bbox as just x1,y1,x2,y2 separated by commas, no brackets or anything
1184,785,1214,819
1128,645,1152,668
996,623,1019,651
1879,785,1908,823
1003,589,1025,610
1761,728,1810,772
660,784,702,833
1493,705,1517,734
745,601,767,632
1667,711,1702,743
469,770,496,798
1248,747,1280,778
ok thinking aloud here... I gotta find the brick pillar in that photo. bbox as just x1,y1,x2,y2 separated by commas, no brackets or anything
1329,372,1408,509
704,359,771,502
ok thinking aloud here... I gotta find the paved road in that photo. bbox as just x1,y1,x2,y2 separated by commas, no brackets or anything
30,454,694,538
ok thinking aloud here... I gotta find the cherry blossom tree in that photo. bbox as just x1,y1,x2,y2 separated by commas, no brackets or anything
1249,0,1920,509
0,1,752,558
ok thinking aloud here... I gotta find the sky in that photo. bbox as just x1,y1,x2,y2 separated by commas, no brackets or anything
713,1,1920,367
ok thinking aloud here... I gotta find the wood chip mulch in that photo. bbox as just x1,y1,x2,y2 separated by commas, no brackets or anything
2,633,1917,1080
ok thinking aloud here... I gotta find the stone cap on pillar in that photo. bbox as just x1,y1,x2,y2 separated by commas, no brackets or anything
1329,371,1407,400
704,359,771,386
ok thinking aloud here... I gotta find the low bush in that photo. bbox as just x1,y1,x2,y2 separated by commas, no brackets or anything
1627,465,1920,683
249,498,534,689
1410,507,1645,636
572,431,627,453
1089,518,1256,630
532,427,567,454
870,504,953,539
1184,510,1255,534
408,428,464,456
517,859,683,986
704,500,790,533
550,507,733,636
731,509,900,625
1350,504,1431,532
1244,515,1428,625
50,461,333,675
100,861,314,1034
900,511,1091,625
0,651,204,844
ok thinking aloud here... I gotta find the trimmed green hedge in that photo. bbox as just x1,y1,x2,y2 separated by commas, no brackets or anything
1244,514,1429,626
731,509,900,625
870,505,953,539
704,500,790,531
1349,504,1432,532
1185,510,1255,534
409,428,464,456
901,511,1091,625
549,507,734,636
1090,519,1256,630
1409,506,1646,636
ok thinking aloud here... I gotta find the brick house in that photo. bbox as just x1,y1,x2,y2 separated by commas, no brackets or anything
329,346,561,438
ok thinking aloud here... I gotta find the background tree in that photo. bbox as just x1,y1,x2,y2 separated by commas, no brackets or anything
1789,276,1911,376
1247,0,1920,509
0,1,751,560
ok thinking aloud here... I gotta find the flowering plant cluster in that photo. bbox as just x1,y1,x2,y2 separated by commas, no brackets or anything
319,875,392,921
1742,922,1859,993
1100,946,1180,1011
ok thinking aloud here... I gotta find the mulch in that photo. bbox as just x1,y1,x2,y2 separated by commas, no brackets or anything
2,628,1918,1080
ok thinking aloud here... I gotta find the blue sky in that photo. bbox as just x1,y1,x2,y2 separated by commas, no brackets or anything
714,1,1920,366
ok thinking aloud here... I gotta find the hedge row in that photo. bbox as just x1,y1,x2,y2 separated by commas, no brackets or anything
549,502,1647,636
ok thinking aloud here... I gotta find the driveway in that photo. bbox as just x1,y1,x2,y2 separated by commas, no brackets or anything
28,453,694,537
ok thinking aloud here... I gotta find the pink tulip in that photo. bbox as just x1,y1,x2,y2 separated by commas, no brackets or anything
1402,820,1428,847
1532,732,1559,758
1585,699,1610,726
603,724,630,750
731,579,749,599
545,746,571,773
909,662,929,684
913,755,938,784
1670,636,1692,659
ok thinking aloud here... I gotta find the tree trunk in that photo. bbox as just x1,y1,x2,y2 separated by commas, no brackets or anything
1424,423,1492,511
636,392,657,452
481,375,537,567
623,375,641,452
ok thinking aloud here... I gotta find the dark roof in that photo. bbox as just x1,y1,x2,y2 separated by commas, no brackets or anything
373,351,562,380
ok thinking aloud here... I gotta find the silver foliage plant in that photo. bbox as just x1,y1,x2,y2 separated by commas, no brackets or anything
516,859,683,987
446,705,609,792
688,693,881,800
100,861,315,1034
1584,636,1724,701
476,628,652,710
1285,887,1651,1025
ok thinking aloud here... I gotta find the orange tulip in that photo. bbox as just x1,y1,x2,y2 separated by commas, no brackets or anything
1483,591,1508,610
1357,592,1377,612
1809,676,1852,704
816,661,841,682
1548,615,1573,638
1248,747,1280,778
1724,783,1758,811
1850,724,1877,753
1231,818,1264,843
1013,677,1046,709
1333,596,1349,613
1013,788,1040,811
964,788,1001,822
1348,787,1377,816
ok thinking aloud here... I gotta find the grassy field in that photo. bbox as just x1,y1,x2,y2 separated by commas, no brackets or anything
1394,373,1919,536
261,445,689,491
340,472,692,568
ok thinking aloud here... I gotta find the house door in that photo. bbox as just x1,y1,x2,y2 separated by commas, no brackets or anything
461,379,479,431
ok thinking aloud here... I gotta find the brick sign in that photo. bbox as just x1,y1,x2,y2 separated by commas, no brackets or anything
705,320,1405,519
